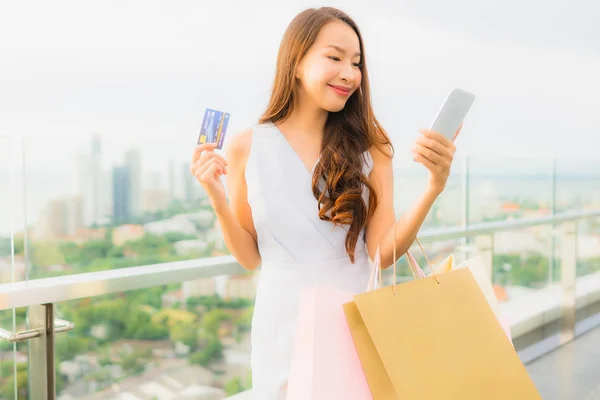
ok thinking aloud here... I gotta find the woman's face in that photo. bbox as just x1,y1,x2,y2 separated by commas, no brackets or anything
295,20,363,113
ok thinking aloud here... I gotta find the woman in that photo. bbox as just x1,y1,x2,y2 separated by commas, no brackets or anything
191,6,459,399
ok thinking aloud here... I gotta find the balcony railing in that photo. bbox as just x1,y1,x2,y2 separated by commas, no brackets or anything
0,208,599,399
1,135,600,399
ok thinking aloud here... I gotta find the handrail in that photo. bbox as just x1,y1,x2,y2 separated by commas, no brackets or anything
419,209,600,241
1,209,599,311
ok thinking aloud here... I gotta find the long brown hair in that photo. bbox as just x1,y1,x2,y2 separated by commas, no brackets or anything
259,7,393,262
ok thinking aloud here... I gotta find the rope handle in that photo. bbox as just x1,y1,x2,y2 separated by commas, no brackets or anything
372,223,440,294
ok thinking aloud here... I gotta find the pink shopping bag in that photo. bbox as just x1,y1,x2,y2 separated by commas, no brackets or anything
286,250,384,400
286,285,373,399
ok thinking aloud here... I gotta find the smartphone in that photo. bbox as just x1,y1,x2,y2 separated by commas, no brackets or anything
430,89,475,141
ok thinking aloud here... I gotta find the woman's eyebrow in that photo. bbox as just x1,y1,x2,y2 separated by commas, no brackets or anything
325,44,361,57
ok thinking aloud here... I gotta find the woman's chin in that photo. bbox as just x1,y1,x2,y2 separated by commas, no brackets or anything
320,100,348,113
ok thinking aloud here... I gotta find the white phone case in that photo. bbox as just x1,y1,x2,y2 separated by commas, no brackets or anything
430,88,476,140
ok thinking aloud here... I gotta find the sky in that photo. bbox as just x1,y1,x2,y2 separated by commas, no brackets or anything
0,0,599,235
1,0,599,157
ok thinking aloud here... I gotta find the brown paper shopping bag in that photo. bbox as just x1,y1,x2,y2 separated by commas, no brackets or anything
343,233,541,399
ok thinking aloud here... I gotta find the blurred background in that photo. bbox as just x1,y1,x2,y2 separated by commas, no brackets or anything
1,0,599,399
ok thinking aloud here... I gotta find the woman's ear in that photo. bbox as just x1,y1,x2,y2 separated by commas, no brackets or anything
294,59,305,82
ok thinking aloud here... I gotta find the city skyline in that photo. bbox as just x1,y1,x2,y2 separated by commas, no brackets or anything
0,134,210,238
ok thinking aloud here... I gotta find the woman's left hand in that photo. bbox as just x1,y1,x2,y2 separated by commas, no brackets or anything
411,124,462,195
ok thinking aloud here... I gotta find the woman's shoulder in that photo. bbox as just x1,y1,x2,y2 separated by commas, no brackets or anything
225,127,253,159
225,122,279,161
365,143,393,176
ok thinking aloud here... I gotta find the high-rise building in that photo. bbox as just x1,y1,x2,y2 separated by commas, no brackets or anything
35,196,82,240
112,166,131,224
124,149,142,218
183,161,207,202
101,170,114,223
142,189,170,213
76,133,103,227
145,171,163,191
183,161,195,202
169,159,176,201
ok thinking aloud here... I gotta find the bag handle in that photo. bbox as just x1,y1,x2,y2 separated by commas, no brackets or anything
366,246,383,292
372,223,440,294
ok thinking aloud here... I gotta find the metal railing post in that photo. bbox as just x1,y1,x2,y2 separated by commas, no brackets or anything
475,234,494,281
560,221,577,344
27,303,57,400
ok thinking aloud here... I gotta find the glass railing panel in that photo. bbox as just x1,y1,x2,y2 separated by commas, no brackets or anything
466,156,554,225
492,225,558,350
55,281,254,399
393,155,466,229
576,217,600,279
555,157,600,213
0,307,28,400
1,135,21,400
1,135,15,284
22,136,222,280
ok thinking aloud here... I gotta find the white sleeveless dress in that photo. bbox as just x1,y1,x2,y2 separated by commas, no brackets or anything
245,122,374,399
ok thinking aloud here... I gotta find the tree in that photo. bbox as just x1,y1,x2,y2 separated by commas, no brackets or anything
107,246,124,258
125,234,171,257
124,310,169,340
170,322,199,351
59,242,83,264
0,236,25,256
234,307,254,333
164,232,197,243
80,239,113,264
119,348,152,375
224,377,245,396
201,309,231,336
189,334,223,367
153,309,197,329
127,286,166,309
1,368,27,399
30,242,65,268
56,336,92,362
493,253,549,288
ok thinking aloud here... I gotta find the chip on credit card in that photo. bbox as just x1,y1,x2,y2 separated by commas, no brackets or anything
198,108,230,149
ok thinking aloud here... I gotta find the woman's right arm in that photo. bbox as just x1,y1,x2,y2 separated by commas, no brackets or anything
190,129,261,270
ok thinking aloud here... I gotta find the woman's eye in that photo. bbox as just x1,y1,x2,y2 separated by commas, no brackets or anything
328,56,341,61
353,63,362,68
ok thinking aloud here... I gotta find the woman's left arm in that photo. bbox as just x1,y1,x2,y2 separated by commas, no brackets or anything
365,126,460,268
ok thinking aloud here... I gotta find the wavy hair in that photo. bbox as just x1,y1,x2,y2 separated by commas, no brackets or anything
259,7,393,262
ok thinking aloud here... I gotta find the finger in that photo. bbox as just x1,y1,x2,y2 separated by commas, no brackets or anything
191,161,210,180
203,155,228,174
192,158,227,177
200,151,228,167
191,151,227,170
452,123,463,142
191,143,218,163
413,144,447,167
200,163,223,183
194,161,221,183
419,129,454,148
412,150,438,171
415,136,452,159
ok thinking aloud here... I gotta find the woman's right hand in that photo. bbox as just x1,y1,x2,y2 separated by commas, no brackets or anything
190,143,228,209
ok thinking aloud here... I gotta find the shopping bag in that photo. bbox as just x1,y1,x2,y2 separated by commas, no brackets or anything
414,254,513,341
343,233,541,399
454,256,512,340
286,250,383,399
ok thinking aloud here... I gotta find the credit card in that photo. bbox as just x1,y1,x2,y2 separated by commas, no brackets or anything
198,108,230,149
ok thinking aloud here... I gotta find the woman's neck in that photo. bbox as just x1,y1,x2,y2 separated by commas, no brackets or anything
278,90,328,140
